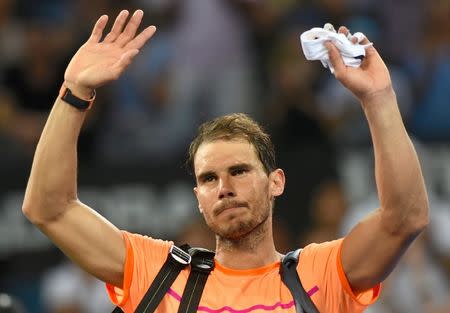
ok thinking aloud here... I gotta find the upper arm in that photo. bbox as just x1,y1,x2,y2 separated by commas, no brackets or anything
38,200,125,287
341,208,420,292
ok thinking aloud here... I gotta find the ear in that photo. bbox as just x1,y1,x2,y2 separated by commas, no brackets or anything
269,168,285,197
193,187,203,213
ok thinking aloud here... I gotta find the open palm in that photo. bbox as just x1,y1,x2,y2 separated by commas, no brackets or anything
64,10,156,92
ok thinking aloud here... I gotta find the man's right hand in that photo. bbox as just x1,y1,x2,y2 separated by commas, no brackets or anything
23,10,156,287
64,9,156,98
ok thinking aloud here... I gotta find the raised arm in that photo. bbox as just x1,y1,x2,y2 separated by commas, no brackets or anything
22,10,156,287
325,28,429,292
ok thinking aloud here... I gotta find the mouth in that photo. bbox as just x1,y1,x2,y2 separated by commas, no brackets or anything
214,202,247,216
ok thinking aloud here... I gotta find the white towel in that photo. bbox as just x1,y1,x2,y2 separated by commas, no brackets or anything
300,23,372,73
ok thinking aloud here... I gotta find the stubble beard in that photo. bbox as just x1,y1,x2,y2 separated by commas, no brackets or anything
211,201,272,250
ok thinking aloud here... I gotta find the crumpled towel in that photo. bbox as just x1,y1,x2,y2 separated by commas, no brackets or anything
300,23,373,73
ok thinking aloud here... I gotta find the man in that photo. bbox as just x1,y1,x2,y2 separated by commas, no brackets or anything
23,9,429,313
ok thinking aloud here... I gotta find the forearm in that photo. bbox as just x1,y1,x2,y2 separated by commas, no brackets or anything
363,88,429,234
23,91,88,223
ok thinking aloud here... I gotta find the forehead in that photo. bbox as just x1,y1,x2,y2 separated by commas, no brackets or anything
194,139,261,174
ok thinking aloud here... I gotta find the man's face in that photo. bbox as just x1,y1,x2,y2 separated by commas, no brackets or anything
193,139,285,240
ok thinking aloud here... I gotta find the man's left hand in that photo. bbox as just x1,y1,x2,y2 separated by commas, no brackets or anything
325,26,393,105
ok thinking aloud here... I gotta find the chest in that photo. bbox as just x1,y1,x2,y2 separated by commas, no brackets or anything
155,270,298,313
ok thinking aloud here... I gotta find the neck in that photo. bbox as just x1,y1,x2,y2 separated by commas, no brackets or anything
214,215,282,269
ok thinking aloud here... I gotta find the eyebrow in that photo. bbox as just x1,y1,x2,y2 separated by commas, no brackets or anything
197,163,253,182
228,163,252,172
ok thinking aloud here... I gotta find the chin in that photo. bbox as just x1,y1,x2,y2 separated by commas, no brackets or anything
216,219,257,240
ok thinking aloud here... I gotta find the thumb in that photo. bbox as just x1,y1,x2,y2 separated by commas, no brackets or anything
325,41,346,77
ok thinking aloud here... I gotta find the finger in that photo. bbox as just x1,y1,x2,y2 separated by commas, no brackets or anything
357,35,378,59
115,10,144,47
338,26,359,44
361,44,381,65
125,25,156,50
338,26,350,37
103,10,129,43
110,49,140,79
324,41,346,76
359,36,370,45
87,15,109,43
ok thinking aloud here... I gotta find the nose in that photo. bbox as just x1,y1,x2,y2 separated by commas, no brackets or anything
218,176,235,199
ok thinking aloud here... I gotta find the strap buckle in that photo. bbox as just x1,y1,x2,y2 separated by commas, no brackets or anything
169,245,192,265
189,247,215,273
281,249,301,269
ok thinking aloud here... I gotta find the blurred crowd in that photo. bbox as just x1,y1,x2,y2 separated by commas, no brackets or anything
0,0,449,313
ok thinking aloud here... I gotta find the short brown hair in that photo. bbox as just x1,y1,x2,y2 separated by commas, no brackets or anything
188,113,276,175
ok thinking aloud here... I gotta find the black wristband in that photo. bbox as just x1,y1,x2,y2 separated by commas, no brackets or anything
59,85,96,111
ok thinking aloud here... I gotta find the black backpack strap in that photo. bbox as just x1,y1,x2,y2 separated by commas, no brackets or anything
112,307,124,313
112,244,192,313
177,247,215,313
280,249,319,313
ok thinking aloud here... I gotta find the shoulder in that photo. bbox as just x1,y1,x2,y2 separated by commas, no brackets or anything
106,232,174,309
296,239,344,293
122,231,173,265
297,238,381,312
300,238,344,262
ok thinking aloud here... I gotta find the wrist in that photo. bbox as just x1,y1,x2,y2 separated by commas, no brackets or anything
362,87,403,129
63,81,95,100
361,86,396,109
59,82,96,111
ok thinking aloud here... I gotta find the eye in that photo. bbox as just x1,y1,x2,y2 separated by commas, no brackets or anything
231,167,248,176
203,174,216,183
